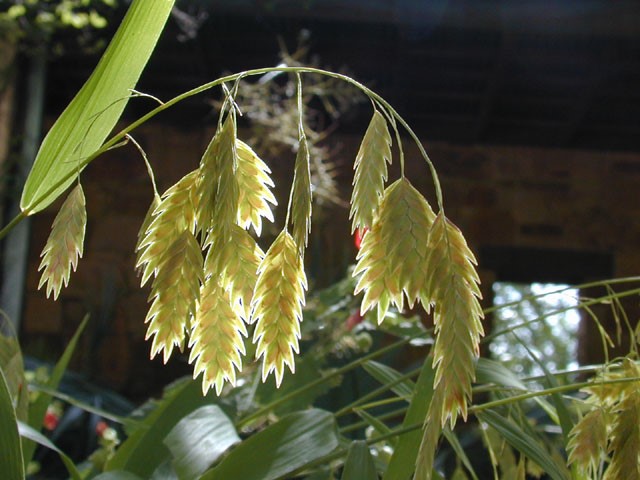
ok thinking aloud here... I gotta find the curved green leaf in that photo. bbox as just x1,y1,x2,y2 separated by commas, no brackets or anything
202,409,339,480
164,405,240,479
18,421,81,480
0,318,28,424
341,441,377,480
92,472,143,480
23,315,88,466
0,367,23,480
384,358,435,480
362,360,415,402
20,0,175,214
477,409,570,480
105,379,220,478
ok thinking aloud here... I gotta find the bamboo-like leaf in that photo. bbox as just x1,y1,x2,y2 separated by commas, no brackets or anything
342,440,378,480
205,224,264,320
290,136,312,252
0,319,28,424
424,213,483,427
362,360,415,402
37,184,86,300
23,317,88,466
202,409,339,480
251,230,307,387
236,140,277,236
385,358,435,480
350,109,392,233
0,367,24,480
189,278,247,395
353,179,435,323
477,410,570,480
18,421,81,480
197,114,237,237
567,407,608,477
442,429,479,480
164,405,240,479
604,393,640,480
105,379,217,477
136,170,198,286
145,231,203,363
21,0,175,214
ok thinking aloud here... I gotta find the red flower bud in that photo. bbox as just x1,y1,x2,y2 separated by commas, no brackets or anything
354,227,369,250
43,411,59,431
96,420,109,437
346,310,364,331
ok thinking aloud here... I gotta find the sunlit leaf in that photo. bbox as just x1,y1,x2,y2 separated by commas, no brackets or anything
21,0,175,214
106,379,221,478
384,358,435,480
164,405,240,479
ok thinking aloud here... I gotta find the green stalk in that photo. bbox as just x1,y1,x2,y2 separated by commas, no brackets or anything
237,333,421,428
340,406,408,434
0,211,27,241
469,375,640,414
335,365,421,417
5,65,447,237
484,286,640,342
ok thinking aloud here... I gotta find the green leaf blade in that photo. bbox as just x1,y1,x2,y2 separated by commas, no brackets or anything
105,379,219,478
20,0,175,214
0,367,24,480
18,421,82,480
341,440,377,480
477,409,570,480
163,405,240,480
202,409,339,480
23,315,88,466
384,357,435,480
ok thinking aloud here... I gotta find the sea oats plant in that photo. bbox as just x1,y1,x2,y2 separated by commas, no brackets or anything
7,7,640,474
29,66,485,478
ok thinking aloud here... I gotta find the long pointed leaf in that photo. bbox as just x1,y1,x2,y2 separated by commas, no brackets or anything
202,409,339,480
383,358,435,480
163,405,240,480
477,409,570,480
0,367,24,480
20,0,175,214
442,429,479,480
363,360,415,402
23,315,89,465
18,421,81,480
0,317,28,423
512,333,575,443
355,408,396,448
341,440,377,480
105,379,219,478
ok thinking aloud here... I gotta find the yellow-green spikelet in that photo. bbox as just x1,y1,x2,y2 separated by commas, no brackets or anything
251,230,307,387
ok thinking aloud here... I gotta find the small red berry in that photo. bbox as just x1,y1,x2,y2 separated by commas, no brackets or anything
96,420,109,437
43,411,59,431
346,310,364,331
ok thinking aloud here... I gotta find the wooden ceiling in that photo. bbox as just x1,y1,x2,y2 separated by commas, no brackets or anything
47,0,640,151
